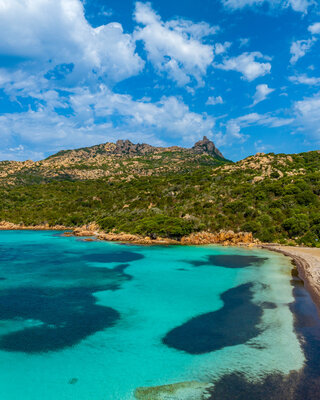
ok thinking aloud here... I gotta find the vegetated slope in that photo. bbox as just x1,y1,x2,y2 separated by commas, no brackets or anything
0,136,225,186
1,141,320,246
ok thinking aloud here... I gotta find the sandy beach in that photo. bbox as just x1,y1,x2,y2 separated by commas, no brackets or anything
263,245,320,308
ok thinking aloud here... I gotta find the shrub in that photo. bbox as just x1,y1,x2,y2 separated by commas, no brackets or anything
97,216,118,231
134,215,195,239
282,214,309,238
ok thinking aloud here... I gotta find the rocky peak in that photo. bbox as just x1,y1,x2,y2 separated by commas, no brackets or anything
115,140,154,155
192,136,224,159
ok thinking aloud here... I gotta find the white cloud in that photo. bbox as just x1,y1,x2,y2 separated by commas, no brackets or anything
308,22,320,35
251,84,274,106
0,0,220,160
290,38,316,65
70,86,215,142
221,0,314,13
134,2,215,86
286,0,314,12
215,42,232,55
216,112,293,146
0,85,216,159
254,139,273,153
239,38,250,48
166,19,219,39
206,96,224,105
289,74,320,85
234,113,293,127
0,0,144,84
215,52,271,81
294,93,320,139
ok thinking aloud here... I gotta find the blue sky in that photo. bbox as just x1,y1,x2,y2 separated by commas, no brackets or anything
0,0,320,161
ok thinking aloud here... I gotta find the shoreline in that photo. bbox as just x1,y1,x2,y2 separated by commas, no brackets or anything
262,244,320,310
2,221,320,308
0,221,258,246
0,222,71,231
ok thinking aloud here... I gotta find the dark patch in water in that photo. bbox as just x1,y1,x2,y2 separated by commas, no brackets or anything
0,242,138,353
207,371,302,400
261,301,277,309
247,341,267,350
207,267,320,400
188,255,268,268
0,277,6,281
0,287,120,353
69,378,78,385
289,271,320,369
163,283,262,354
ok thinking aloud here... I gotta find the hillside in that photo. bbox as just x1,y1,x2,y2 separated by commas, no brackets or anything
0,136,225,186
1,139,320,246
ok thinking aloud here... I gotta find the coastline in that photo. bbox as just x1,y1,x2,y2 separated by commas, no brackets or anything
0,221,71,231
2,220,320,309
262,245,320,310
0,221,258,246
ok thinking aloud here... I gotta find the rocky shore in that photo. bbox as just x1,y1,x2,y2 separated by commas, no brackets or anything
181,231,256,246
0,220,259,245
72,224,259,246
0,221,70,230
263,245,320,308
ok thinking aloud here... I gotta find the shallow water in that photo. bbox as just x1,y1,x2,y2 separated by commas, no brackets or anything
0,231,317,399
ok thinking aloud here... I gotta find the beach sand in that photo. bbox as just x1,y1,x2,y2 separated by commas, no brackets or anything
263,245,320,308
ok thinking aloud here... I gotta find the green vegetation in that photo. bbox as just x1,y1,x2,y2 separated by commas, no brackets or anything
1,150,320,245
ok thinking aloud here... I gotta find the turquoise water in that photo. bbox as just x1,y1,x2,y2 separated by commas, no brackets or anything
0,231,306,399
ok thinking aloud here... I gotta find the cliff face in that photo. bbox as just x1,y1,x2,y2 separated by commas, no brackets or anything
0,137,226,186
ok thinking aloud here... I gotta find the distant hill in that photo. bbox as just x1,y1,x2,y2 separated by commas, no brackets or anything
1,138,320,246
0,136,227,186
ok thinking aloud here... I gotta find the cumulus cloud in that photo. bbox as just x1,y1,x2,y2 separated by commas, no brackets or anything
206,96,224,105
70,86,215,142
308,22,320,35
0,85,216,159
134,2,216,86
251,84,274,106
215,52,271,81
0,0,144,84
294,93,320,139
289,74,320,85
221,0,314,13
290,38,316,65
0,0,221,159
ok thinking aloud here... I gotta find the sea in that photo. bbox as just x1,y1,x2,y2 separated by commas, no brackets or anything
0,230,319,399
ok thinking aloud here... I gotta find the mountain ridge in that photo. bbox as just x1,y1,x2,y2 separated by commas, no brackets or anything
0,136,227,186
46,136,225,160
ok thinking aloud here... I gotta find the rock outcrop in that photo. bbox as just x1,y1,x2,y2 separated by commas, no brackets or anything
181,230,257,246
0,221,69,230
72,225,257,246
192,136,224,158
114,140,155,155
0,220,257,246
